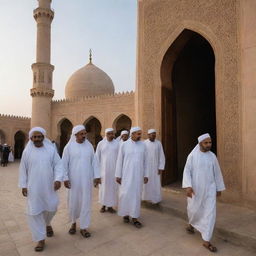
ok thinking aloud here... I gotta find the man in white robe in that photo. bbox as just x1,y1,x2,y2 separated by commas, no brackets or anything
119,130,129,144
142,129,165,204
182,133,225,252
115,127,149,228
62,125,101,238
116,130,129,144
96,128,119,213
19,127,63,252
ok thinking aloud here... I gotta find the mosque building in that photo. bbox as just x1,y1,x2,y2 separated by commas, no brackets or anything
1,0,256,208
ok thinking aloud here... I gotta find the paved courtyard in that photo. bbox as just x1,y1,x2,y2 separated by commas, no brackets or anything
0,162,254,256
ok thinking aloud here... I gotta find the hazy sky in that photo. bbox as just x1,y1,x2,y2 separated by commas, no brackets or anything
0,0,137,117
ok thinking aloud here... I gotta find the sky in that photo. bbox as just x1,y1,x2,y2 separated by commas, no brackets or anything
0,0,137,117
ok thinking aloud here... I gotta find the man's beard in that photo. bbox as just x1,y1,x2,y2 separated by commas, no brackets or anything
34,141,43,147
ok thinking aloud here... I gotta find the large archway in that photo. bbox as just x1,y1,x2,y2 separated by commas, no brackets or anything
59,119,73,156
14,131,26,159
84,117,102,149
0,130,6,144
161,29,216,185
113,114,132,137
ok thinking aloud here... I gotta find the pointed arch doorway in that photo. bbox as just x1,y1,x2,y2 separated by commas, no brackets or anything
59,119,73,156
161,29,216,185
14,131,26,159
84,117,102,149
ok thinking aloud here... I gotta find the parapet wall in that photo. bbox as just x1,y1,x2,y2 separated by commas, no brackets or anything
0,114,31,146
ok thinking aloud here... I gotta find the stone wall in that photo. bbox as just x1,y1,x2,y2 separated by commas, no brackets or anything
0,114,30,148
240,0,256,208
136,0,243,203
51,92,135,141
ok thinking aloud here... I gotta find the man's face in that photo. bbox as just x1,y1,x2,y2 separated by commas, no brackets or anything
148,132,156,141
75,129,87,143
131,131,142,141
121,134,129,141
106,131,115,141
31,131,44,147
200,138,212,152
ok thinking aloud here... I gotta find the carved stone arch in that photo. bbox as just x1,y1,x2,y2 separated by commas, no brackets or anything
58,118,73,156
153,20,224,143
157,25,219,185
14,130,26,159
84,116,102,149
112,114,132,137
0,129,6,144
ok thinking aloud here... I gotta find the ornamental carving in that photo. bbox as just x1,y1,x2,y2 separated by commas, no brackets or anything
30,88,54,98
33,7,54,21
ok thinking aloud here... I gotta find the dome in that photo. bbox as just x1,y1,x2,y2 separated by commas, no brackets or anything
65,62,115,99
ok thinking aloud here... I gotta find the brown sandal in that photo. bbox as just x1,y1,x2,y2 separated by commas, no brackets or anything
133,220,142,228
100,206,106,213
34,240,45,252
186,225,195,234
107,207,116,213
46,226,54,237
123,216,130,223
203,243,217,252
69,223,76,235
80,229,91,238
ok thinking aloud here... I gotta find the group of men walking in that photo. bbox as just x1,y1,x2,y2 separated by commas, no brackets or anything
19,125,225,253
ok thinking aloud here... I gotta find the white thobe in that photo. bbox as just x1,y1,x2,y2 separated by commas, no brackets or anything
19,145,63,241
62,140,100,229
182,148,225,241
115,139,149,218
96,139,119,207
142,139,165,203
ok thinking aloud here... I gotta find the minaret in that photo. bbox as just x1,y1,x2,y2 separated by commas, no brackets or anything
30,0,54,136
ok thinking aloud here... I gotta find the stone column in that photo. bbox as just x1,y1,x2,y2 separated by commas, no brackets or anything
30,0,54,137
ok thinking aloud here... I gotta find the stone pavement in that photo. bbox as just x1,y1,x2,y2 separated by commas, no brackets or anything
0,162,255,256
143,186,256,252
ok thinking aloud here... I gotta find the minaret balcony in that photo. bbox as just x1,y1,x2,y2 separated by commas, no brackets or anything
30,88,54,98
33,7,54,21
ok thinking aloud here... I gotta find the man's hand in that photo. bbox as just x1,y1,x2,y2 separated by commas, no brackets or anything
144,177,149,184
116,177,122,185
64,180,71,189
94,178,101,188
158,170,163,175
217,191,222,197
186,187,195,198
54,181,61,191
22,188,28,197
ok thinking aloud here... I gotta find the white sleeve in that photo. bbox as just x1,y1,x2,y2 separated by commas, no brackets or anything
158,142,166,170
95,141,101,168
182,154,193,188
143,144,150,178
92,143,101,179
115,143,124,178
62,146,70,181
53,150,63,182
213,156,226,191
18,151,28,188
93,154,101,179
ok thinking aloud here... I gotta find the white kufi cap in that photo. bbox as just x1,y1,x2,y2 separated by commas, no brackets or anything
105,128,114,134
72,125,86,135
198,133,211,143
148,129,156,134
29,127,46,138
121,130,129,136
130,126,141,134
